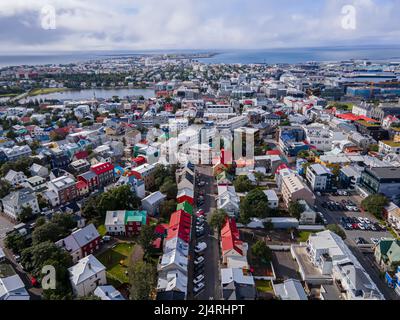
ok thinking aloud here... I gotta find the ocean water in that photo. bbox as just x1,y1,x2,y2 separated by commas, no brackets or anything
1,46,400,68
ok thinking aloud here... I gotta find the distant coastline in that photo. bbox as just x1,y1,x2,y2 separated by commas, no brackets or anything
2,46,400,68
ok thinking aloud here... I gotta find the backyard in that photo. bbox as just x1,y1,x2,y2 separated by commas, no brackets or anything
97,242,142,286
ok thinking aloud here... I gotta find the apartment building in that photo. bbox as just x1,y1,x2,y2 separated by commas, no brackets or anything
281,174,316,207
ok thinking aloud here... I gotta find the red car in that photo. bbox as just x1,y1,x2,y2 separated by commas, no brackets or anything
352,223,360,230
30,276,39,288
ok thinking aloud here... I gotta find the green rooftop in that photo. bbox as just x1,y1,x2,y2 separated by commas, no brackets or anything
125,210,147,225
177,201,193,215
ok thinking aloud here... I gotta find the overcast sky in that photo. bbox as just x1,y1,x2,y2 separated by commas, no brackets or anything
0,0,400,52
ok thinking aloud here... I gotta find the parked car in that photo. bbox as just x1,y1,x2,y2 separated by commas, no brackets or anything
194,256,205,265
195,242,207,253
193,274,205,284
193,282,205,294
358,223,365,230
102,235,111,242
196,209,205,216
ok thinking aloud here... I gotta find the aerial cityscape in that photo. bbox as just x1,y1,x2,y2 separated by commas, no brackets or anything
1,0,400,305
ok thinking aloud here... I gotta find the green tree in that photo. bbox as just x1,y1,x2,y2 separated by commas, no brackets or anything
52,213,76,231
251,240,272,264
129,261,157,300
0,179,12,198
21,241,72,279
159,199,177,220
5,232,27,254
138,224,157,257
210,209,228,232
35,216,47,227
361,194,389,218
327,224,347,240
18,206,34,223
159,178,177,200
288,201,305,219
31,222,66,245
234,175,254,193
240,189,271,223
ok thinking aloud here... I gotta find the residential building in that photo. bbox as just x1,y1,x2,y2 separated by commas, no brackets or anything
90,162,115,187
306,164,333,192
221,268,256,300
68,255,107,297
4,170,27,187
374,239,400,271
0,274,30,300
217,185,240,217
263,189,279,209
291,230,384,300
281,174,316,207
361,167,400,200
48,176,77,205
105,210,148,236
131,163,156,189
56,224,101,263
1,188,40,221
273,279,308,300
94,285,125,300
141,191,167,216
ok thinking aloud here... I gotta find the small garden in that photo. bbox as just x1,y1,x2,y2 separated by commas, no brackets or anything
97,242,138,285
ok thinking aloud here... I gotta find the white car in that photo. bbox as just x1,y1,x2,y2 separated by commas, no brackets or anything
195,242,207,253
364,218,371,224
358,217,365,223
194,256,205,265
358,223,365,230
193,274,205,284
193,282,205,294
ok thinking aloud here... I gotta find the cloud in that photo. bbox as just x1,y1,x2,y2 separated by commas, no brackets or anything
0,0,399,52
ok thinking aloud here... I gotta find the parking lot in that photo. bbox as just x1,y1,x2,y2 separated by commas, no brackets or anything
315,193,394,247
315,192,400,300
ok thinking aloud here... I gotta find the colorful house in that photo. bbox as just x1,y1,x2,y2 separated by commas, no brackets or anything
176,201,193,216
176,188,194,205
105,210,148,237
220,218,248,265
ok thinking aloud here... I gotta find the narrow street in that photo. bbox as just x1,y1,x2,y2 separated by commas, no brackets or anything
191,165,222,300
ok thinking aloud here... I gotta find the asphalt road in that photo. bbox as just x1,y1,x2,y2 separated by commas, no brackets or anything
0,214,14,246
191,165,221,300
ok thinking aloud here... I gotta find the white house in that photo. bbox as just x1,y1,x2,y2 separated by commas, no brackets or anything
273,279,308,300
141,191,166,216
68,255,107,297
94,285,125,300
104,210,126,236
217,185,240,217
263,189,279,209
1,188,40,220
4,170,27,187
0,274,30,300
29,163,49,178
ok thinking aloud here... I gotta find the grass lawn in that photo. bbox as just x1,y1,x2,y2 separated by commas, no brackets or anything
255,280,273,293
97,243,135,285
28,88,67,96
97,224,107,236
297,231,314,242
